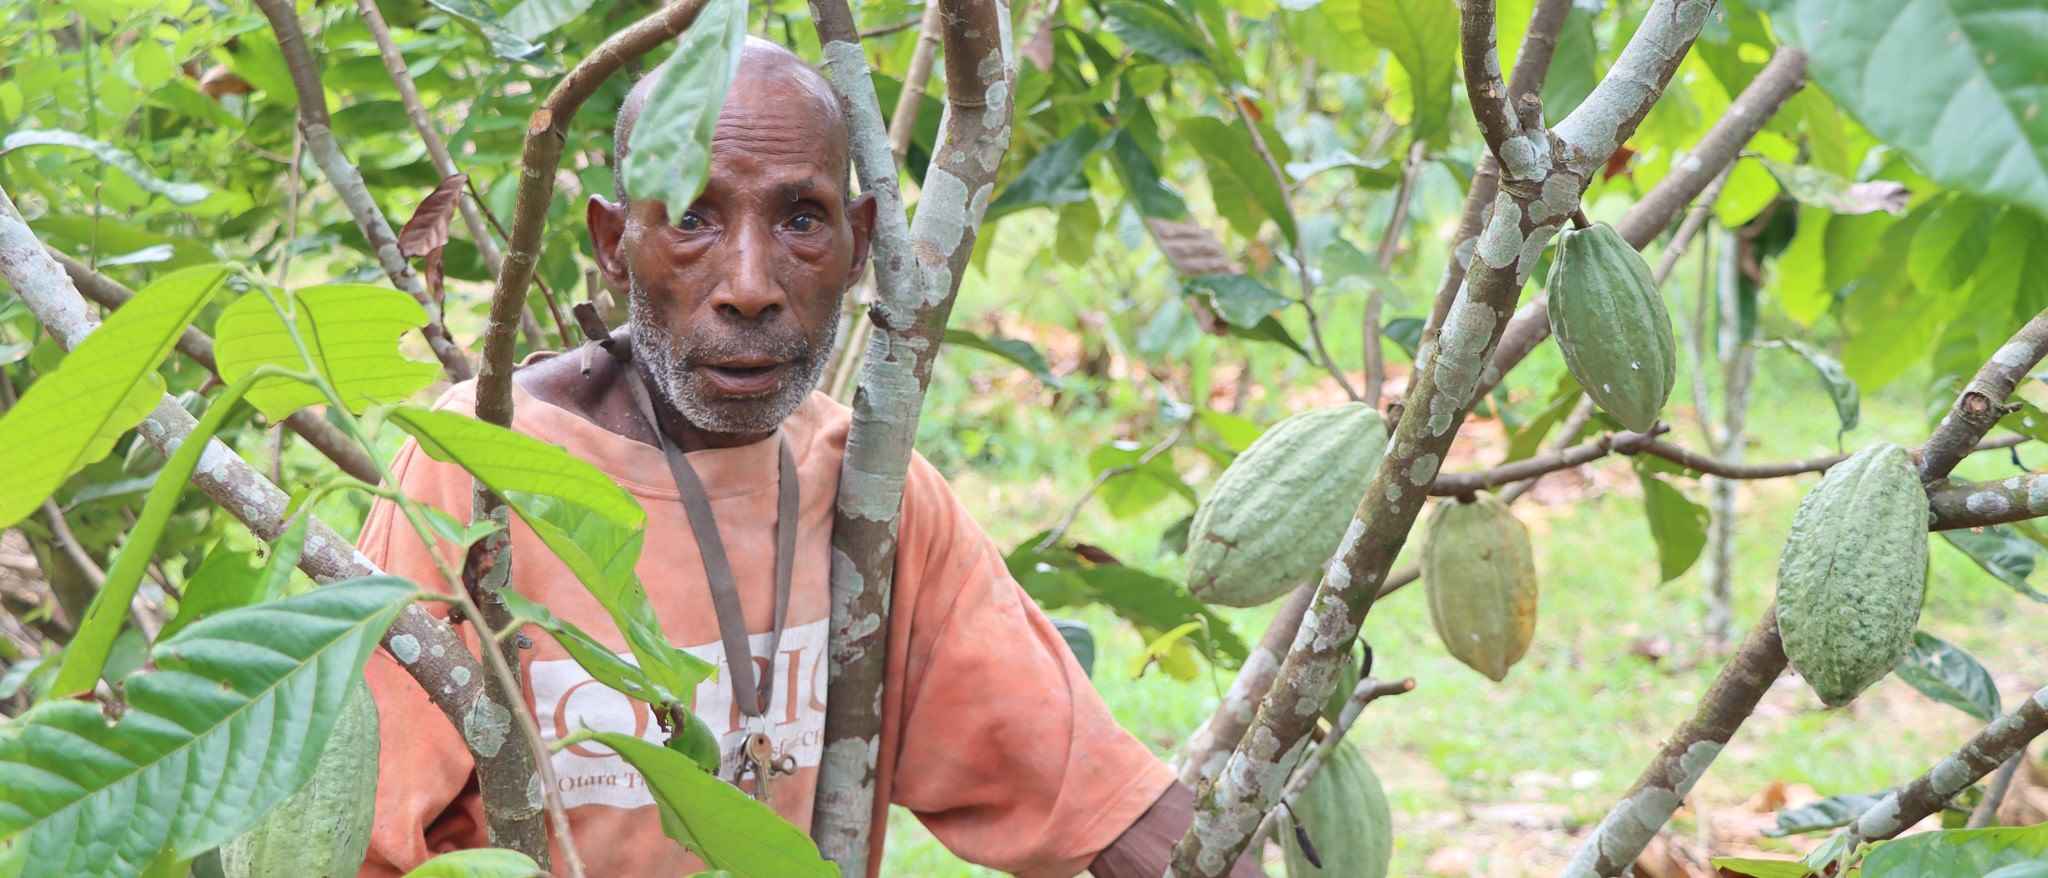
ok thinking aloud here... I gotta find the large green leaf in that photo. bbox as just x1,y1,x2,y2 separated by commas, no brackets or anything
385,408,707,705
1709,858,1814,878
1178,116,1298,246
581,732,835,876
0,579,416,878
1105,0,1213,66
498,591,709,709
212,284,440,422
0,263,227,529
1772,339,1860,435
424,0,544,60
1108,131,1188,219
1336,0,1457,145
1637,469,1709,582
943,328,1063,389
1863,824,2048,877
1759,0,2048,222
501,0,600,41
1185,274,1291,328
624,0,746,223
1941,527,2048,603
1005,536,1247,665
985,127,1108,221
0,130,210,205
1895,630,2002,722
402,849,546,878
1764,791,1889,837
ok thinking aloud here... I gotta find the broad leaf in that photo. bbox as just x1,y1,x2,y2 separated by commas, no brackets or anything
1382,316,1424,361
0,580,415,877
1759,0,2048,222
498,591,708,708
1941,527,2048,603
156,548,269,643
1337,0,1457,145
1895,630,2002,722
1006,537,1247,664
1108,131,1188,219
0,263,226,528
424,0,545,60
1107,0,1211,66
625,0,747,223
1759,158,1910,216
213,284,440,422
1765,791,1889,837
1185,274,1290,328
501,0,600,41
1538,8,1598,123
1710,858,1814,878
943,329,1063,389
1086,440,1196,519
1773,339,1860,435
1637,470,1709,582
986,127,1108,220
581,732,834,876
1179,116,1298,246
0,130,210,205
1862,824,2048,877
386,408,709,704
402,848,546,878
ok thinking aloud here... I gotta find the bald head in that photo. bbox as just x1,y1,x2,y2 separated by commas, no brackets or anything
612,36,850,201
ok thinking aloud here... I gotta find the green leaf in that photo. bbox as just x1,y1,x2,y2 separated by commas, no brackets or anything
213,284,440,422
401,849,546,878
1760,0,2048,223
1538,8,1598,123
1637,469,1709,582
1284,150,1400,189
1232,315,1312,360
1130,620,1206,681
986,126,1108,221
1908,196,1995,294
500,0,600,41
1005,537,1247,665
1179,116,1297,245
1197,409,1265,453
1895,630,2002,722
1709,857,1815,878
623,0,746,223
1108,131,1188,219
1505,378,1582,464
157,548,268,643
499,591,708,708
1758,158,1910,215
1185,273,1290,328
1382,316,1424,361
1772,339,1860,435
1999,401,2048,446
424,0,545,60
0,264,225,529
579,732,835,876
1862,824,2048,877
1340,0,1457,145
0,580,415,877
1086,440,1195,519
0,130,210,205
1052,619,1097,677
1941,527,2048,603
1764,791,1889,837
385,408,709,704
943,328,1063,388
1105,0,1212,66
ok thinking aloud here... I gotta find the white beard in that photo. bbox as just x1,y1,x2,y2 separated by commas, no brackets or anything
627,277,837,436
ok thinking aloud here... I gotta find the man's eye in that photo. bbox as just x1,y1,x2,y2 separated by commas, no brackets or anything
677,211,706,231
789,213,819,233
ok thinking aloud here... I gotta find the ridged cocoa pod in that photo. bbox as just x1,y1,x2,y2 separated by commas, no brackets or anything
220,681,379,878
1423,494,1539,682
1776,442,1929,707
1186,403,1388,608
1546,222,1677,433
1279,743,1392,878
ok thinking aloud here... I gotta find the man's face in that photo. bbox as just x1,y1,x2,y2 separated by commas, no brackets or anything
591,61,874,437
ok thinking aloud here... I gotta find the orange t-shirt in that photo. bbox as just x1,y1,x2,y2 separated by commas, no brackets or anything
357,379,1174,878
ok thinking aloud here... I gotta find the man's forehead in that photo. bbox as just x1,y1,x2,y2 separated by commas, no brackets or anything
614,37,850,192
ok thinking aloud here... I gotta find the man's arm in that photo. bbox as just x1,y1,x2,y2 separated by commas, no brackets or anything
1089,782,1265,878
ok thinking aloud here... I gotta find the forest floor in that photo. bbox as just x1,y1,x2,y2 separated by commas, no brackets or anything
878,333,2048,877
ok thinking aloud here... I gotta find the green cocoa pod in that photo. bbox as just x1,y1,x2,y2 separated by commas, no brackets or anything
1546,222,1677,433
221,680,379,878
1280,743,1392,878
1775,442,1929,707
1423,494,1539,682
1187,403,1388,608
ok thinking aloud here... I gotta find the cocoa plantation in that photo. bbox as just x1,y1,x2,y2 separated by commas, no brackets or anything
0,0,2044,876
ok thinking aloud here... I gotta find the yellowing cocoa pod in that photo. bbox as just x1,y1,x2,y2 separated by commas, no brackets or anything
220,681,379,878
1279,743,1392,878
1186,403,1388,608
1776,442,1929,707
1546,222,1677,433
1423,494,1538,682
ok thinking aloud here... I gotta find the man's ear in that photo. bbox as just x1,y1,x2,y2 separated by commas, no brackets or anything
587,194,630,293
847,193,877,287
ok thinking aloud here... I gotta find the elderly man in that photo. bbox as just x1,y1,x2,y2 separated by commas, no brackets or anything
359,37,1262,878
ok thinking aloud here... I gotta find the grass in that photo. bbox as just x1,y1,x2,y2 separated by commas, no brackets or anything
876,334,2048,876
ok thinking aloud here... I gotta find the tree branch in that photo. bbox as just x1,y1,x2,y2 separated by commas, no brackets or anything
1176,584,1315,789
50,249,382,485
1172,6,1718,874
1844,682,2048,845
1967,755,2023,828
251,0,473,382
808,0,1014,868
1252,677,1414,846
1922,310,2048,480
1507,0,1574,107
1459,0,1520,158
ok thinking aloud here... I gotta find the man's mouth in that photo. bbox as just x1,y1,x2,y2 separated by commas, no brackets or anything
697,358,794,397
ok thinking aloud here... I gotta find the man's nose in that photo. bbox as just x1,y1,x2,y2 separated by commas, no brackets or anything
710,220,787,320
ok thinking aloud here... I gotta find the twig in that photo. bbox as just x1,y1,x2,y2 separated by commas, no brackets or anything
463,175,576,349
1967,755,2023,828
1038,424,1186,550
858,14,923,39
50,249,382,484
1252,677,1415,846
275,128,303,285
252,0,473,381
40,500,105,588
1228,96,1360,403
1922,309,2048,480
1842,680,2048,845
807,0,1015,865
